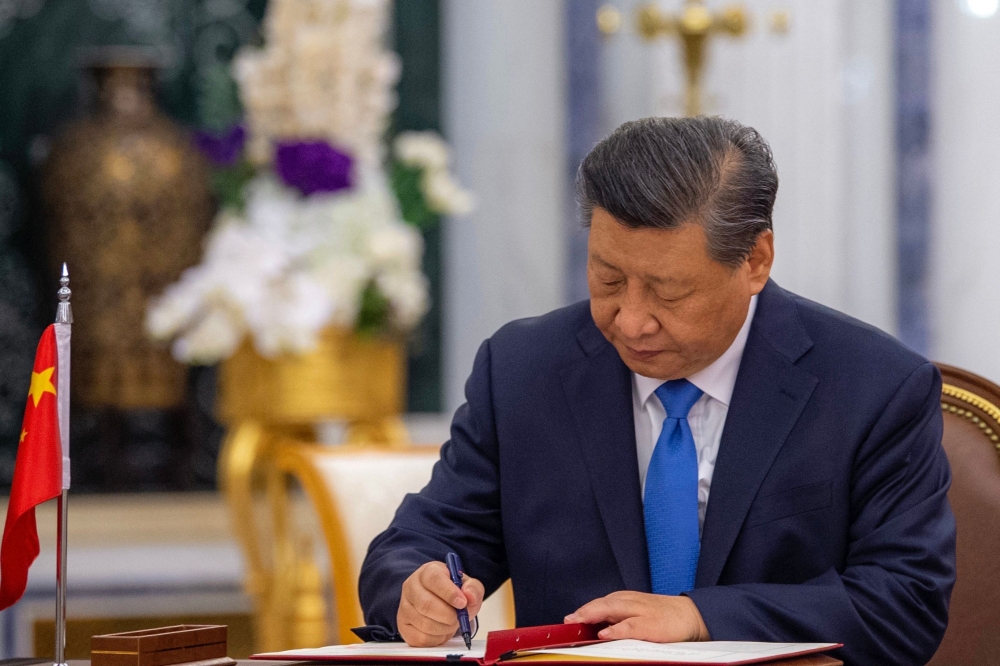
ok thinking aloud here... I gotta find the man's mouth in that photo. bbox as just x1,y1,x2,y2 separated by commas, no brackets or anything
623,345,663,361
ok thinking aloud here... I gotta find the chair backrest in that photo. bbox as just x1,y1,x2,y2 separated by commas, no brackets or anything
274,443,515,644
929,364,1000,665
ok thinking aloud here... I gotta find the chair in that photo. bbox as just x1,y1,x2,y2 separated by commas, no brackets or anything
929,364,1000,665
270,441,515,645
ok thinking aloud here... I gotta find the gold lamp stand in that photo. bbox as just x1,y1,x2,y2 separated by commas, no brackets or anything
597,1,790,117
217,328,408,651
635,0,748,117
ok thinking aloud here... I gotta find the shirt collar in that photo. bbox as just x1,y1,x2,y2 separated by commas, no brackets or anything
634,294,758,409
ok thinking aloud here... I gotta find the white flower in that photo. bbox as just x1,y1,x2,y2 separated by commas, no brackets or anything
312,256,370,328
423,170,474,216
376,269,429,330
244,177,298,236
392,131,473,216
171,309,244,365
394,131,451,171
234,0,399,169
146,274,206,342
368,225,423,271
248,272,332,358
163,176,426,353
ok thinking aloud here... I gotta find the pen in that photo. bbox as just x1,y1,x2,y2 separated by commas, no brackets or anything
445,551,473,650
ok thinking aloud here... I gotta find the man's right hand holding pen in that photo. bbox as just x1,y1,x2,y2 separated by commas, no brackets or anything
397,560,484,647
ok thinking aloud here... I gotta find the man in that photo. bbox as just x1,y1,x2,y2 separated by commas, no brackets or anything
358,117,956,665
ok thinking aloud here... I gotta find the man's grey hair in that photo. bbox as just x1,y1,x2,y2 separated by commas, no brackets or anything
576,116,778,267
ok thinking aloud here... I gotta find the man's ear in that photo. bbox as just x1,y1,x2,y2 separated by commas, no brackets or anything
746,230,774,294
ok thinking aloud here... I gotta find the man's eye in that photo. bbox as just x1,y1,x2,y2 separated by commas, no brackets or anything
655,290,691,303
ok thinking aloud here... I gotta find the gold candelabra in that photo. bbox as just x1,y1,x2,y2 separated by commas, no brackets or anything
598,1,791,117
637,1,747,116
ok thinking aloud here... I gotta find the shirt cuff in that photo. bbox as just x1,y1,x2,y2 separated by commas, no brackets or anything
351,625,402,642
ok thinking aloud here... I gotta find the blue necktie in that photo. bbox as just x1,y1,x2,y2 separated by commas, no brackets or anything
644,379,703,595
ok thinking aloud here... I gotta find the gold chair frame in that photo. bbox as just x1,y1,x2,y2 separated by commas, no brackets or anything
939,375,1000,453
271,440,445,644
218,422,322,652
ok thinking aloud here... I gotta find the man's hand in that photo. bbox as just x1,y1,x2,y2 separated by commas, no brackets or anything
397,561,485,647
564,591,710,643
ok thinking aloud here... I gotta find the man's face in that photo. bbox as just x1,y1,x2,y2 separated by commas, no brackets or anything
588,207,773,380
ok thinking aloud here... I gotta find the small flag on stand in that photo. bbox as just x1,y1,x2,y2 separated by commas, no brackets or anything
0,264,72,666
0,324,65,609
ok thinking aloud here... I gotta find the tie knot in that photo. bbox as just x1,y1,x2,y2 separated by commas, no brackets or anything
654,379,703,419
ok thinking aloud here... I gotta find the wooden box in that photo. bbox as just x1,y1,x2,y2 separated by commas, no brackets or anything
91,625,236,666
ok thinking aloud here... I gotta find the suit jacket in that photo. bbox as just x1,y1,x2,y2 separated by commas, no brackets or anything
358,280,956,666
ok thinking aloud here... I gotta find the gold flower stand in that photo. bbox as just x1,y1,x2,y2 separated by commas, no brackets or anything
216,328,408,652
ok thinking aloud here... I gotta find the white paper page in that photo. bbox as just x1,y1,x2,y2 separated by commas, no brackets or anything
525,639,838,664
256,637,486,660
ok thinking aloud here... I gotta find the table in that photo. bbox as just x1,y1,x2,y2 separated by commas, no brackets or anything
5,656,840,666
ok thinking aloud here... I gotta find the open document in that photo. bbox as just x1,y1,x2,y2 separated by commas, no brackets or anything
255,638,486,661
252,623,841,665
522,639,840,664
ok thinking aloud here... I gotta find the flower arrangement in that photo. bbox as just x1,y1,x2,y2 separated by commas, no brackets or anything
147,0,471,365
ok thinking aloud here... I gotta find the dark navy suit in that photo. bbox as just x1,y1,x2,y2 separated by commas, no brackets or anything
359,281,956,665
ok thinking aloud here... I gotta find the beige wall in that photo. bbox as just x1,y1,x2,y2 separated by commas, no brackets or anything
442,0,567,410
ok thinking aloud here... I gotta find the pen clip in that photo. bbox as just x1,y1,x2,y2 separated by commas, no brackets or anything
446,551,465,584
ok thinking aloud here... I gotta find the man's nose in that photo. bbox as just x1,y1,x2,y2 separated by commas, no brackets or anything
615,295,659,339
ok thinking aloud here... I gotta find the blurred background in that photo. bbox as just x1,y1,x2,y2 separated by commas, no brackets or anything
0,0,997,659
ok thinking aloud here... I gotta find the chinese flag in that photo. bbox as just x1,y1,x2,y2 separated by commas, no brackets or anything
0,325,63,609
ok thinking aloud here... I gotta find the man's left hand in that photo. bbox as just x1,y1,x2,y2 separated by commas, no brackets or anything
564,591,710,643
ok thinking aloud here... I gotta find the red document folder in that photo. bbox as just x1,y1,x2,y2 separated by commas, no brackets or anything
250,623,842,666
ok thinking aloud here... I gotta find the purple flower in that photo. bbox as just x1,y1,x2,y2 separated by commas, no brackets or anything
194,124,246,167
274,140,354,196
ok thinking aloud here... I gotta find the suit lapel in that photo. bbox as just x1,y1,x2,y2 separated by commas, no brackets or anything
696,281,818,588
560,323,651,593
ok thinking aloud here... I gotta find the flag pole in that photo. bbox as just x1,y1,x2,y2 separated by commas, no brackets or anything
54,264,71,666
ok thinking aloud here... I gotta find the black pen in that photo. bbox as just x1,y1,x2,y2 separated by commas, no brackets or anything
445,551,473,650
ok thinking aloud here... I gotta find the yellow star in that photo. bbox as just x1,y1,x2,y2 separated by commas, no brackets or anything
28,366,56,408
20,429,27,443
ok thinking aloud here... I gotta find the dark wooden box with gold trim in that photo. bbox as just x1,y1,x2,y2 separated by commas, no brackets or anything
91,625,235,666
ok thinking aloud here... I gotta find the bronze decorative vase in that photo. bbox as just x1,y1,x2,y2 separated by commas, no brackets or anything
43,52,213,409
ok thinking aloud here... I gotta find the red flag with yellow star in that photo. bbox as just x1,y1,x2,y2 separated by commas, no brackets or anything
0,324,63,609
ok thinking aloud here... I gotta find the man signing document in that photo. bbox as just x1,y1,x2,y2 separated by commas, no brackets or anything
357,116,956,666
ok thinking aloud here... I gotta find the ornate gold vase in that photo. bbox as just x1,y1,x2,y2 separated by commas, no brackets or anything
43,53,213,409
219,327,407,443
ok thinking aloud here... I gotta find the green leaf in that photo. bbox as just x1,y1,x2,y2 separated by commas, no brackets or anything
356,281,392,336
390,160,439,230
211,159,257,211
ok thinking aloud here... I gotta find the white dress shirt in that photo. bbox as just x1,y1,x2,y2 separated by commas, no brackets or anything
632,295,758,533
